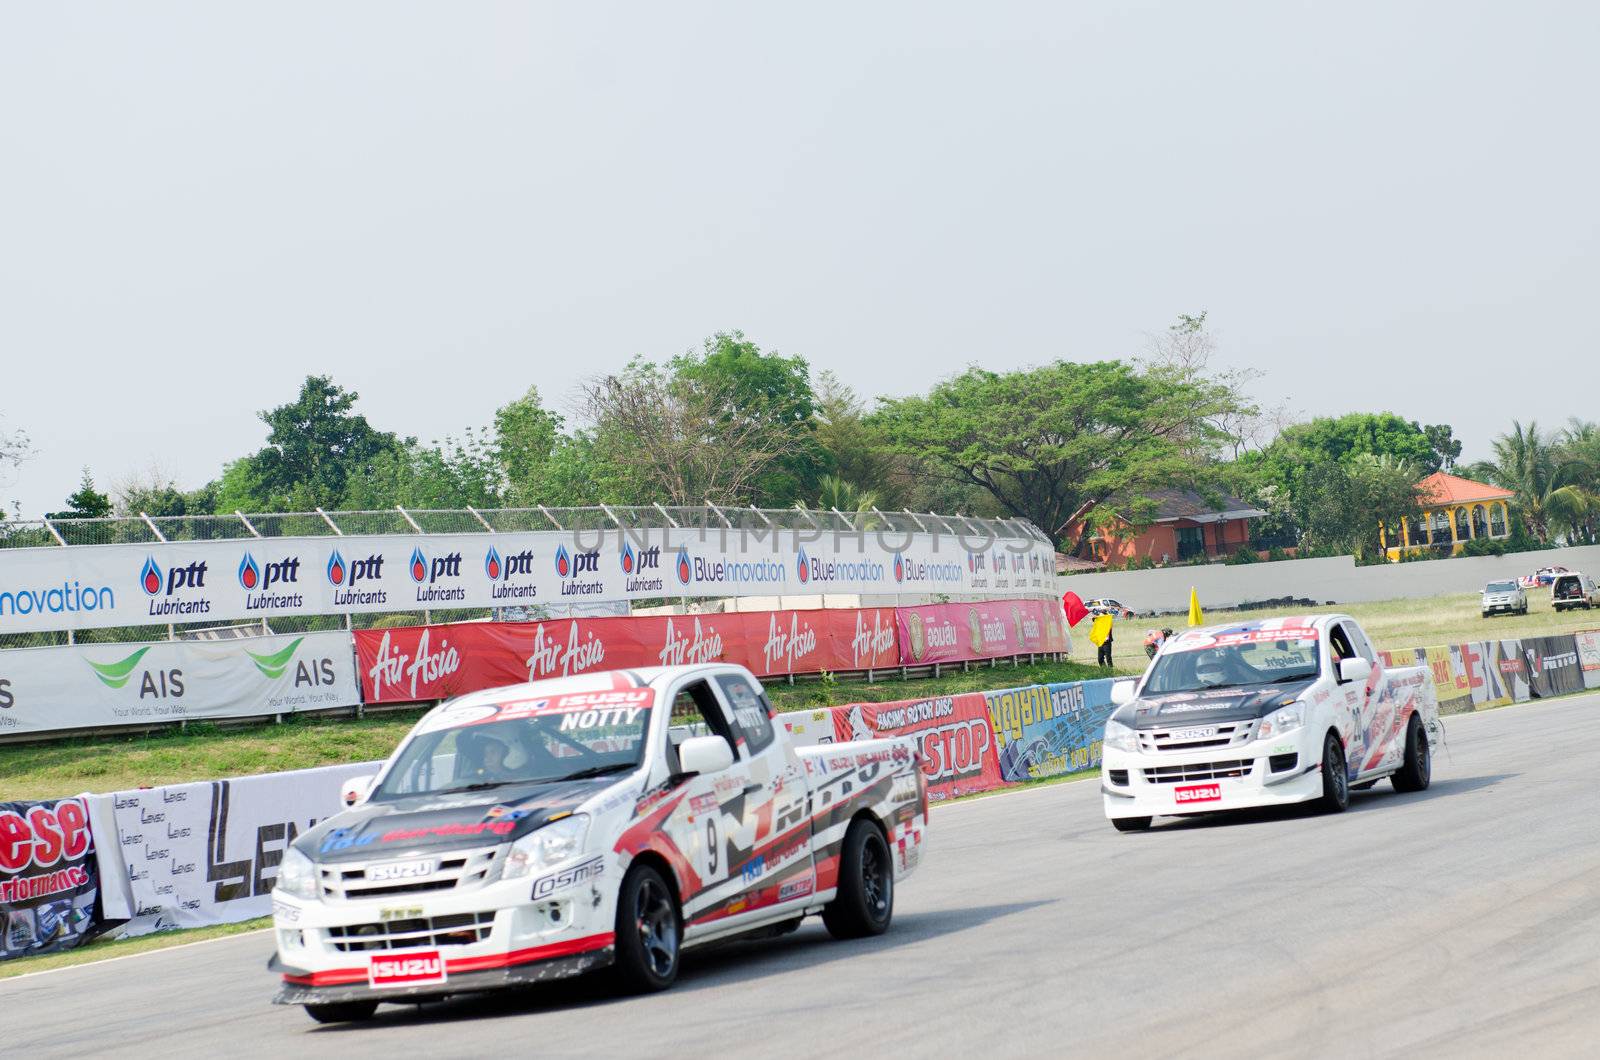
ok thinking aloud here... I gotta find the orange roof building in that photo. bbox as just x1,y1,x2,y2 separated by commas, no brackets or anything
1383,472,1516,561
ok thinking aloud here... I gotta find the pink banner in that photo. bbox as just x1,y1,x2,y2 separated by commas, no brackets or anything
894,599,1068,666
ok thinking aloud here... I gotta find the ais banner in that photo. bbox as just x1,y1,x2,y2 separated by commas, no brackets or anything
96,762,379,937
0,632,359,735
353,607,905,704
830,693,1006,801
984,679,1118,782
894,599,1071,666
0,526,1056,636
0,797,99,960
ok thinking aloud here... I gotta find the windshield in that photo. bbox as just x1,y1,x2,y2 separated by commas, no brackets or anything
371,689,653,800
1143,632,1321,693
1485,581,1518,593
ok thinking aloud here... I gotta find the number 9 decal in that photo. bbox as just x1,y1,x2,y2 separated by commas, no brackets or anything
706,818,718,874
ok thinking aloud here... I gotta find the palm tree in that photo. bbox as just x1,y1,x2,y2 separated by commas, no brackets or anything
1491,420,1588,543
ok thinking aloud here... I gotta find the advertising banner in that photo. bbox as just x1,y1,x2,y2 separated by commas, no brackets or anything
1576,630,1600,689
0,632,359,735
0,526,1056,636
0,797,99,960
829,693,1007,801
1519,635,1585,698
984,679,1118,782
894,599,1071,666
101,762,380,937
354,606,909,704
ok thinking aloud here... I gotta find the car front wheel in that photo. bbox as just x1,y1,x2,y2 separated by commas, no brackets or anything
614,864,681,992
1318,733,1350,813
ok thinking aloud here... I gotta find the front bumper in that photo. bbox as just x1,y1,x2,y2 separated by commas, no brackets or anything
1482,599,1521,613
269,860,615,1006
1100,736,1322,820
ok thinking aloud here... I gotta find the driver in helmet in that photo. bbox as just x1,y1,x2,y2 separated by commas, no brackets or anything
471,735,517,782
1194,650,1230,687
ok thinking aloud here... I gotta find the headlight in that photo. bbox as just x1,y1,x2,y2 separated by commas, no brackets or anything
501,814,590,881
1103,719,1139,754
1258,703,1304,740
275,847,319,900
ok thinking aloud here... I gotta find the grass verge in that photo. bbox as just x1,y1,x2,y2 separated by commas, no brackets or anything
0,917,271,981
0,657,1112,801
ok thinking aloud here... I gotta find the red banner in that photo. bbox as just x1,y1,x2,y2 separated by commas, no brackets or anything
894,599,1068,666
355,606,904,704
829,693,1008,801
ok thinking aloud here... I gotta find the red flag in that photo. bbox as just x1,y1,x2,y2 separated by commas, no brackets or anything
1061,591,1089,628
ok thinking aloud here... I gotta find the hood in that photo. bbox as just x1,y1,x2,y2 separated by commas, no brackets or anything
1114,677,1316,729
297,776,633,863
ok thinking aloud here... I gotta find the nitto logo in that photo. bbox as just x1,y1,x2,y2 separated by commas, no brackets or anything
325,550,385,588
237,553,300,591
139,556,207,597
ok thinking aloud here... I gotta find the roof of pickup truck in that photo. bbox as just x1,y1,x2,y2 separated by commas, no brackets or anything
422,663,756,717
1163,613,1352,651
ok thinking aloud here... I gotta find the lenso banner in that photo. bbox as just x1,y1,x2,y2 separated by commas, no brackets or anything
354,607,904,704
0,632,359,735
0,528,1056,635
94,762,380,937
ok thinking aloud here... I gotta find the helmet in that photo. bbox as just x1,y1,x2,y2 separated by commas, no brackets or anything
1194,651,1228,685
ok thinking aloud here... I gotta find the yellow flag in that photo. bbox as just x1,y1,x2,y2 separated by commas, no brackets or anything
1089,613,1113,647
1187,587,1204,627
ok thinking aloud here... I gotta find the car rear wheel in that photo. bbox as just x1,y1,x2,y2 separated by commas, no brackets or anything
1111,816,1152,832
304,1000,378,1024
1391,714,1432,793
823,819,894,939
614,864,681,992
1318,733,1350,813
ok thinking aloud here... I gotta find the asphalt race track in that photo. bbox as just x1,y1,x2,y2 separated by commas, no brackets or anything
8,695,1599,1059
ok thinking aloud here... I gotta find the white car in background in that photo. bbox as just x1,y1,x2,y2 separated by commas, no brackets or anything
1481,579,1528,617
1551,572,1600,612
1100,615,1440,831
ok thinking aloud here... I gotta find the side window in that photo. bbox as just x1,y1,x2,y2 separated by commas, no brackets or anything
716,674,775,755
1343,624,1375,663
668,680,739,771
1328,624,1357,678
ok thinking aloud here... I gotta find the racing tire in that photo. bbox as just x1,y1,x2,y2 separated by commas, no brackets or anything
822,820,894,940
1391,714,1432,793
1318,733,1350,814
304,1001,378,1024
613,863,682,993
1111,816,1152,833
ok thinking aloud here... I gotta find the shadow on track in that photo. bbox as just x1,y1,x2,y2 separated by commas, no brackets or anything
306,900,1051,1033
1133,773,1519,833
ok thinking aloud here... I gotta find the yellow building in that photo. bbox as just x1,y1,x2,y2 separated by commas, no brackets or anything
1383,471,1515,561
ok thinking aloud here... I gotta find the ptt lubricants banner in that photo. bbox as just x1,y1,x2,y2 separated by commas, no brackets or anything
0,632,358,734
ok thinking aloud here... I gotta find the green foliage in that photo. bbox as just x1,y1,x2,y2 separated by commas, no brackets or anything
1460,537,1507,557
47,470,112,520
872,360,1246,546
1266,546,1292,563
493,387,565,506
1225,546,1259,565
231,376,402,510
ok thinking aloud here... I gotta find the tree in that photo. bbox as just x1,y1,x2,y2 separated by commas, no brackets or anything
0,417,31,519
1487,420,1585,543
578,334,824,508
47,469,112,520
493,387,565,505
1140,312,1267,458
1423,424,1462,472
340,431,502,511
233,376,402,509
871,360,1246,546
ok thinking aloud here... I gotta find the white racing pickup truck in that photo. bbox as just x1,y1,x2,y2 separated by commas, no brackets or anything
269,664,927,1023
1101,614,1440,831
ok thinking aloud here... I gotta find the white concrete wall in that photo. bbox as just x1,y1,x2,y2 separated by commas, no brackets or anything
1059,545,1600,614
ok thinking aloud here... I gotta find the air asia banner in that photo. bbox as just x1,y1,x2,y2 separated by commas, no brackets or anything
0,526,1056,636
894,599,1071,666
0,632,359,735
95,762,379,938
984,679,1118,782
354,607,905,704
831,693,1006,801
0,798,98,960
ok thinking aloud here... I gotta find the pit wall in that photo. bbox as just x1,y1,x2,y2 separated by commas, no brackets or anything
1061,544,1600,613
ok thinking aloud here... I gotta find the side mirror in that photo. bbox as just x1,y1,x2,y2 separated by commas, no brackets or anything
678,735,735,776
1110,680,1137,705
341,774,375,807
1338,658,1373,684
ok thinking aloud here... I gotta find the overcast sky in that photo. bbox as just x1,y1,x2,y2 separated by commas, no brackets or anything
3,2,1597,518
